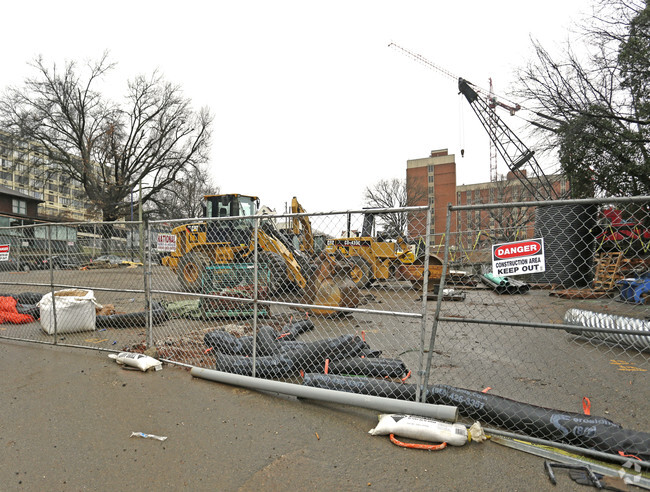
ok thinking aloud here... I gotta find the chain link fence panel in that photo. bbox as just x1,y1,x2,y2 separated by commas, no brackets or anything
423,197,649,463
0,221,149,350
148,207,434,397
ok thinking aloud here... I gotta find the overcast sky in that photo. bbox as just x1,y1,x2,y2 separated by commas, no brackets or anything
2,1,594,214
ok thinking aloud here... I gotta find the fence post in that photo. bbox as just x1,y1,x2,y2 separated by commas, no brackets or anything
421,203,454,400
251,215,260,378
47,224,58,345
416,206,433,402
145,220,153,350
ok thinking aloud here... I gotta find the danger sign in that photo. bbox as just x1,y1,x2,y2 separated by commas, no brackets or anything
492,238,545,277
0,244,9,261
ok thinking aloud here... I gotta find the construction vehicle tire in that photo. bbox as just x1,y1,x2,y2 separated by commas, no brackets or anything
350,256,372,288
258,251,289,294
178,251,212,292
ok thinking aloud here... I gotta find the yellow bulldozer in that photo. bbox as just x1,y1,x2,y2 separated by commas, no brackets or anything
325,213,443,289
161,194,360,315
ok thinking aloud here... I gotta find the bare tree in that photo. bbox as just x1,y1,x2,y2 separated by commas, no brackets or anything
514,0,650,197
0,53,213,222
364,178,427,238
147,164,219,220
468,177,536,245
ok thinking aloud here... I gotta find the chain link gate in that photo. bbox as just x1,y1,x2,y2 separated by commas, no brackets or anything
423,196,650,466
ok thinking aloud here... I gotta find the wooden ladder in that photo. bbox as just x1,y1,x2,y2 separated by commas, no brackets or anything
592,252,624,291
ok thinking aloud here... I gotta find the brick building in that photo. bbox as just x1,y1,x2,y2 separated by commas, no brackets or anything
406,148,569,249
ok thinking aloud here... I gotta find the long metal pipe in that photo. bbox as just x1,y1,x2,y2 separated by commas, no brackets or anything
190,367,459,421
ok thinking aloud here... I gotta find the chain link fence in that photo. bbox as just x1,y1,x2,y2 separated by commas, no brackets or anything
423,196,649,467
1,198,649,468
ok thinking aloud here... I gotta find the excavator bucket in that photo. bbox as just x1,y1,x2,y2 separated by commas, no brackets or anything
303,253,361,316
395,253,444,291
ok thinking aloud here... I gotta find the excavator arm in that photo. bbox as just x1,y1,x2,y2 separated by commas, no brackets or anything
291,197,315,256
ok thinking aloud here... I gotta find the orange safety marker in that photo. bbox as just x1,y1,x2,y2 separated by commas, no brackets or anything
324,358,330,374
582,397,591,416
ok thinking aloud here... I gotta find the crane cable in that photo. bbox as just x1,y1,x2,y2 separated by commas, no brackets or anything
459,93,465,158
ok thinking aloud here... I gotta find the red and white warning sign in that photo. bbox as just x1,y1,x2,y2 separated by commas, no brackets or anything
156,233,176,252
492,238,545,277
0,244,10,261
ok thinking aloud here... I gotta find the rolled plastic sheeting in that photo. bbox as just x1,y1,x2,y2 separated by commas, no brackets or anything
16,303,40,319
301,374,650,461
204,325,279,356
276,335,369,373
215,353,298,378
564,308,650,352
205,331,370,366
95,302,168,329
277,319,315,341
190,366,459,422
327,357,408,378
209,334,373,376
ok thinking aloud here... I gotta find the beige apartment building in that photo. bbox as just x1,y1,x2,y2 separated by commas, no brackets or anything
0,133,98,224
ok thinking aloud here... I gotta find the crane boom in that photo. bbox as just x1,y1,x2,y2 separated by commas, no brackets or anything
458,78,559,200
390,42,559,201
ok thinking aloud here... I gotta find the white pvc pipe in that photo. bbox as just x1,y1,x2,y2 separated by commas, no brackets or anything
190,367,459,422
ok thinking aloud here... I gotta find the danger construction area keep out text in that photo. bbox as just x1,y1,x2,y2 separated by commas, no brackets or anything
494,256,543,276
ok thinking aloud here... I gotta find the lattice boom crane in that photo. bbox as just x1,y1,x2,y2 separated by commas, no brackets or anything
389,43,560,201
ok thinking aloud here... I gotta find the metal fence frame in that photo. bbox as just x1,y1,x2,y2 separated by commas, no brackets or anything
1,199,649,472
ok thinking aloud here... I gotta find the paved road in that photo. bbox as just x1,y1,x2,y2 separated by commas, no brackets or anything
0,339,575,491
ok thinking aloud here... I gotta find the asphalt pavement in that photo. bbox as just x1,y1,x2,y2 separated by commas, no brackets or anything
0,339,580,491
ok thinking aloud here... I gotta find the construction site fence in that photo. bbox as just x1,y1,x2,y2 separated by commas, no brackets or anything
0,197,648,470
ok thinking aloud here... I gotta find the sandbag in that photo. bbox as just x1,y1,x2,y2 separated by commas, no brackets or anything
38,289,97,334
369,414,474,446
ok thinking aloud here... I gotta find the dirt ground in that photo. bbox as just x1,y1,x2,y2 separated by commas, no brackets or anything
1,339,580,492
1,265,648,490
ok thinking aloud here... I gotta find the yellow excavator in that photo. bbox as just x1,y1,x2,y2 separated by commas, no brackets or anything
161,194,360,315
325,213,443,289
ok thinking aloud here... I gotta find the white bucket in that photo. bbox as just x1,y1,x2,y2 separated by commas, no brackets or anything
38,289,98,334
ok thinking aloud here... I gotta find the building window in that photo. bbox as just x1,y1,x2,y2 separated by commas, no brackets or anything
12,199,27,215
